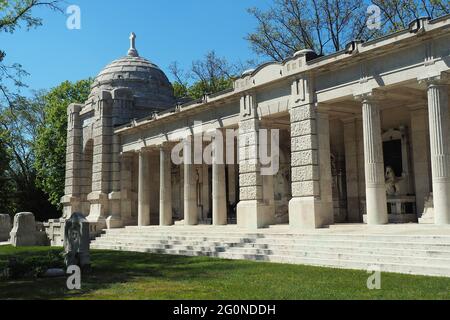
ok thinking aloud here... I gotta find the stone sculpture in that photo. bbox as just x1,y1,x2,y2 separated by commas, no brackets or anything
385,166,401,196
63,212,91,270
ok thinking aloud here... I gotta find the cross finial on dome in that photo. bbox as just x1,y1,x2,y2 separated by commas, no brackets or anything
127,32,139,57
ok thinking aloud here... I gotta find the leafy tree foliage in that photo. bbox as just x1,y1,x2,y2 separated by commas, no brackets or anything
34,79,92,210
169,51,245,100
246,0,450,61
0,127,13,214
0,0,62,107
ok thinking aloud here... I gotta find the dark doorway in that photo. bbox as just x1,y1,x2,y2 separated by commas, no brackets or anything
383,139,402,177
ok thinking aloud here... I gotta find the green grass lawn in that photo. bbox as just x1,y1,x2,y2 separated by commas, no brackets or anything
0,245,449,300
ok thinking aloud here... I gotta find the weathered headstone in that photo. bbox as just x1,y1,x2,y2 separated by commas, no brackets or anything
0,214,11,241
64,213,90,270
9,212,37,247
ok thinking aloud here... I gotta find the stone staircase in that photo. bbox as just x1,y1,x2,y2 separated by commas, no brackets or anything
90,226,450,278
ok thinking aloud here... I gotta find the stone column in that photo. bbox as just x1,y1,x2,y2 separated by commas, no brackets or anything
426,79,450,224
212,132,227,225
138,150,151,226
120,152,134,226
201,164,210,218
61,103,83,218
160,145,173,226
88,91,113,228
106,134,122,229
360,95,388,225
289,77,333,229
410,107,431,215
184,138,198,225
237,93,272,229
343,118,361,222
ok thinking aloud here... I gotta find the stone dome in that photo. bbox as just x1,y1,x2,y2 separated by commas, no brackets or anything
89,33,175,108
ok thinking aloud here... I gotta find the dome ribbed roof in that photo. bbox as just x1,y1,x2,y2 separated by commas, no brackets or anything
89,33,175,108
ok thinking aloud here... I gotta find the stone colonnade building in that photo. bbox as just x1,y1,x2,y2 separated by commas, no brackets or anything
61,17,450,235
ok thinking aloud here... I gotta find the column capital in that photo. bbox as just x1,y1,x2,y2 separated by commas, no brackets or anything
418,72,450,87
354,90,386,103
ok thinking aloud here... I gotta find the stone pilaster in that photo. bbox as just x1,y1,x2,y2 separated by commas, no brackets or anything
201,164,210,218
62,103,83,218
184,138,198,225
343,118,362,222
426,78,450,224
88,91,113,227
289,77,333,229
120,152,135,226
212,131,227,225
360,94,388,225
237,93,273,229
410,107,432,216
106,134,122,229
160,144,173,226
138,150,151,226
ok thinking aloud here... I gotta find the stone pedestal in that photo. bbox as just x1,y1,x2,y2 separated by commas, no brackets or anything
106,191,123,229
87,191,108,233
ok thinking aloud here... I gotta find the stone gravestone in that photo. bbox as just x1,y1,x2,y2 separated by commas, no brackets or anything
0,214,11,241
9,212,37,246
0,214,11,242
64,213,90,270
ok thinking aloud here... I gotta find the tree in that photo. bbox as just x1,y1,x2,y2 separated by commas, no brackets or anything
34,79,92,210
169,51,243,100
246,0,450,61
0,90,61,220
0,127,13,214
0,0,63,108
373,0,449,32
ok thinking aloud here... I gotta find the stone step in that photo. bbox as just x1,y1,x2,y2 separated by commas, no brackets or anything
93,237,450,257
90,243,450,277
103,229,450,244
92,239,450,265
95,234,450,251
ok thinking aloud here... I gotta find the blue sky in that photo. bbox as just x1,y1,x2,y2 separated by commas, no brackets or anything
1,0,271,95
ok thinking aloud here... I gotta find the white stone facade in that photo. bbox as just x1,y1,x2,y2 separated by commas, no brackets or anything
59,16,450,235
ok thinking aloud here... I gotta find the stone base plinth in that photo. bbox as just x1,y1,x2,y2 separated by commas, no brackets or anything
289,197,333,229
106,216,123,229
237,200,275,229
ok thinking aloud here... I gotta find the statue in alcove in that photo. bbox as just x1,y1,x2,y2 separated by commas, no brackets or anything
385,166,402,196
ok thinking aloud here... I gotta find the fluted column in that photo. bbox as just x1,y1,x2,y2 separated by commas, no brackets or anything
184,138,198,225
212,132,227,225
160,145,173,226
138,150,151,226
427,80,450,224
361,95,388,225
